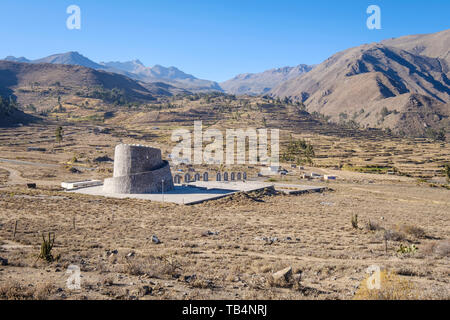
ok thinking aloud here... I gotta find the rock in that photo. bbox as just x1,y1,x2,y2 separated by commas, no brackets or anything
139,285,152,296
254,236,268,241
93,156,113,163
127,252,135,258
202,230,219,237
272,267,293,282
152,235,161,244
184,274,197,283
0,257,8,266
293,272,303,284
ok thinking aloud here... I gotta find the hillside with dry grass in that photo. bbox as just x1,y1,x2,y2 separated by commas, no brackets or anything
270,30,450,136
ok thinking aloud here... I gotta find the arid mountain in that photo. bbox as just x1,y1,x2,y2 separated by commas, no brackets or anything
4,56,31,63
4,52,221,93
0,60,175,109
270,29,450,134
32,52,105,70
101,60,222,93
381,29,450,64
220,64,313,95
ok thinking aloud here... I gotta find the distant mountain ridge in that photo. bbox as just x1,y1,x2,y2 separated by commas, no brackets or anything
4,52,222,93
220,64,314,95
269,29,450,135
0,60,177,112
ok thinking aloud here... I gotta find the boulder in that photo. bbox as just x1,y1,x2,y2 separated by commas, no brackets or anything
272,266,293,282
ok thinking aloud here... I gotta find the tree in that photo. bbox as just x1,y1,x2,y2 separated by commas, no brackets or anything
281,138,315,165
55,126,63,143
425,128,446,142
444,164,450,181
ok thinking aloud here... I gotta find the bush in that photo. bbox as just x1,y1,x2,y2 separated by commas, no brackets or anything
398,225,426,239
422,240,450,257
366,220,382,231
354,270,417,300
444,164,450,181
39,232,55,262
0,282,34,300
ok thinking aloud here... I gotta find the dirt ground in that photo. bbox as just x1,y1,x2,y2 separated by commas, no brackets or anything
0,125,449,300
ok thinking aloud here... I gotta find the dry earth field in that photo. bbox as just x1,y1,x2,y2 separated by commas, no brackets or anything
0,124,449,300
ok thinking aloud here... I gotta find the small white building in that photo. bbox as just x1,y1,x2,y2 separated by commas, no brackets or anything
61,180,103,191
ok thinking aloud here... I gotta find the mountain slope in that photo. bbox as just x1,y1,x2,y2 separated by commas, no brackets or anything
101,60,222,93
4,56,31,63
270,30,450,134
381,29,450,64
220,64,313,95
4,52,221,93
32,51,105,70
0,96,38,127
0,61,169,109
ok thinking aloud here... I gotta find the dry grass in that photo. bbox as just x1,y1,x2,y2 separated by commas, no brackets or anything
0,281,55,300
421,240,450,257
397,225,427,239
0,124,448,300
354,271,418,300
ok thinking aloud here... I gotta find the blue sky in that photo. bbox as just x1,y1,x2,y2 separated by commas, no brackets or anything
0,0,448,82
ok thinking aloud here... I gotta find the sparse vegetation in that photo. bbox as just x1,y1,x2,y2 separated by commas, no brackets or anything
425,128,446,142
397,225,426,239
281,138,315,165
38,232,55,262
0,100,448,300
354,271,417,300
351,214,358,229
366,220,382,231
444,164,450,181
397,244,418,254
55,126,63,143
0,96,18,116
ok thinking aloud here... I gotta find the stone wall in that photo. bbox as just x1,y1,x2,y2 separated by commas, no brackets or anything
103,144,174,194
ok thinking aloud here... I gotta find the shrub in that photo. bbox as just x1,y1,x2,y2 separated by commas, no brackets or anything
366,220,382,231
398,225,426,239
422,240,450,257
39,232,55,262
122,255,182,279
397,244,418,254
444,164,450,181
351,214,358,229
383,229,405,242
0,282,34,300
354,271,417,300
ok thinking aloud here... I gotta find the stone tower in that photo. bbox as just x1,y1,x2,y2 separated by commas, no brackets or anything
103,144,174,194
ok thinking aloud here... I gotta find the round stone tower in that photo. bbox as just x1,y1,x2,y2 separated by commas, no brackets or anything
103,144,174,194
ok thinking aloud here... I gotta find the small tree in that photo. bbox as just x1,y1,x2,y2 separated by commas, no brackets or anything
444,164,450,181
55,126,63,143
351,214,358,229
